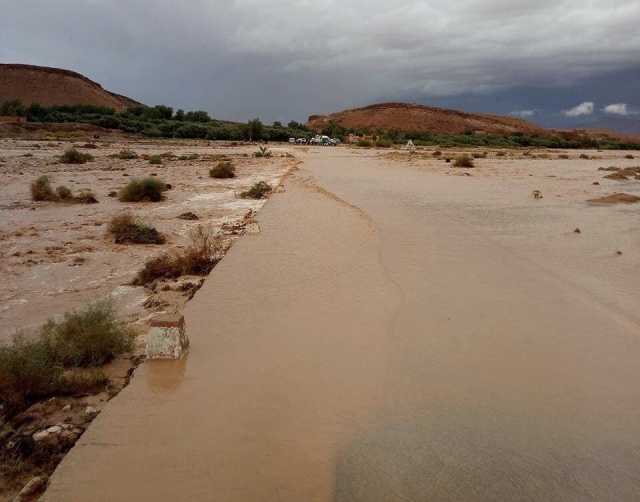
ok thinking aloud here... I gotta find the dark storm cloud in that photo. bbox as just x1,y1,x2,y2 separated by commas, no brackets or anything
1,0,639,124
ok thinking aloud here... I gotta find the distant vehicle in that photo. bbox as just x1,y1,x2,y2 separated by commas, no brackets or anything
309,135,340,146
289,138,296,144
296,138,307,144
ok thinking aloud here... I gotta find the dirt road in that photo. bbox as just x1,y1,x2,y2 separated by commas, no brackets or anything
45,147,640,501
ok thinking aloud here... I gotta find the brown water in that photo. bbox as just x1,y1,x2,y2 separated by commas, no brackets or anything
45,149,640,501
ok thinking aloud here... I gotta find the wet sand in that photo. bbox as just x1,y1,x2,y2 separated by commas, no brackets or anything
45,148,640,501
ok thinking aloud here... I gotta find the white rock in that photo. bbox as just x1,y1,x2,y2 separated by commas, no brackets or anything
62,404,71,412
32,430,49,442
46,425,62,434
84,406,99,417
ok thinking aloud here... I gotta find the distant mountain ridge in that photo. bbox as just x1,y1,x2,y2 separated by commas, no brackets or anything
307,102,548,136
0,64,141,111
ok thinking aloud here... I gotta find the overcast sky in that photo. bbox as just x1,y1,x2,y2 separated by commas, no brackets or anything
2,0,639,129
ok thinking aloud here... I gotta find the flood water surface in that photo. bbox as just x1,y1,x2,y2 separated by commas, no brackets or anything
46,150,640,501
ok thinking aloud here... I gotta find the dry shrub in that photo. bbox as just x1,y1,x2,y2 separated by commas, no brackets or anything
117,149,138,160
149,155,163,165
118,177,167,202
60,148,93,164
558,154,570,159
133,226,224,285
240,181,272,199
625,154,634,159
432,150,442,157
254,146,272,158
496,151,506,157
108,213,165,244
56,185,73,200
31,176,57,201
75,189,98,204
209,161,236,179
453,154,474,168
579,153,590,159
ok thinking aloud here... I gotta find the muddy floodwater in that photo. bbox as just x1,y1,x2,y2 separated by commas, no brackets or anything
46,147,640,501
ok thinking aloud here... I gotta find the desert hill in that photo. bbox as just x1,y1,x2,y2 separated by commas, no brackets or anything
0,64,140,111
308,102,547,136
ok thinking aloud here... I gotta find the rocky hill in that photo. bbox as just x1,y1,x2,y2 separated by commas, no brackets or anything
0,64,140,111
308,102,547,136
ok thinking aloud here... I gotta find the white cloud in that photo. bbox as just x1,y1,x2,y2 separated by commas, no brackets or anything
510,110,536,118
563,102,594,117
603,103,628,115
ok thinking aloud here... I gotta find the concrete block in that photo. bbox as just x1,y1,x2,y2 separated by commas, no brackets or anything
146,314,189,359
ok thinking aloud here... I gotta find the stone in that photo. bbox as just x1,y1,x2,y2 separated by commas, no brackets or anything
13,475,46,501
32,430,49,442
62,404,71,412
85,406,99,417
146,314,189,359
46,425,62,434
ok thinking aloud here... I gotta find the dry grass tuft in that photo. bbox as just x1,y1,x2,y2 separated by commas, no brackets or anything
209,161,236,179
118,177,167,202
133,226,224,285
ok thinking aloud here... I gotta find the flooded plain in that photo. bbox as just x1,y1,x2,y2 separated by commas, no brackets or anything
45,147,640,501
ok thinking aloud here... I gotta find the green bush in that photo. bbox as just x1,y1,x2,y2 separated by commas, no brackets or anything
60,147,93,164
453,154,474,168
108,213,165,244
118,177,167,202
42,301,134,367
0,335,63,413
149,155,162,165
375,138,393,148
240,181,272,199
31,176,57,201
209,161,235,179
357,140,372,147
0,301,133,414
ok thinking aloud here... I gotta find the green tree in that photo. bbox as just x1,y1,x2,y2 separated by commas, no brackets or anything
248,118,263,141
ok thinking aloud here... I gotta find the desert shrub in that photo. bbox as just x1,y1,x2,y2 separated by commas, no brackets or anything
133,226,223,285
496,151,506,157
118,177,167,202
209,161,236,179
56,185,73,200
357,140,372,147
625,154,634,159
432,150,442,157
472,152,487,159
149,155,162,165
108,213,165,244
75,189,98,204
579,153,590,159
0,301,132,414
0,335,63,413
254,146,272,158
240,181,272,199
375,138,393,148
42,300,134,367
558,154,570,159
178,154,199,161
60,147,93,164
117,149,138,160
453,154,475,168
58,368,109,396
31,176,57,201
